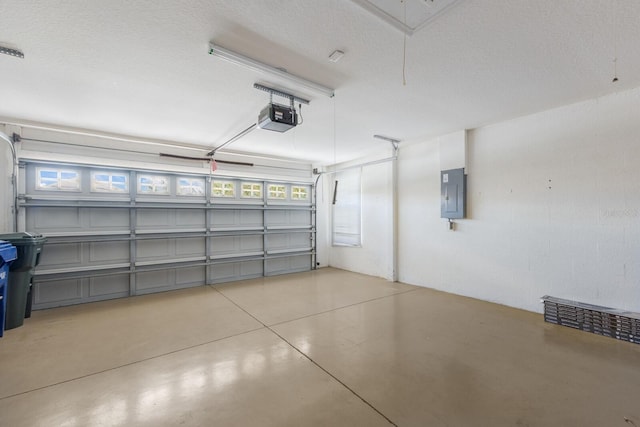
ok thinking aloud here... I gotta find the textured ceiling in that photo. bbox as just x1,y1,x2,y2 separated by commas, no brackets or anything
1,0,639,165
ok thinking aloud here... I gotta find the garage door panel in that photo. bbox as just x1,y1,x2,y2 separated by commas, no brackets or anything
31,207,81,232
289,210,311,226
176,266,205,286
208,263,236,282
266,255,311,275
210,210,263,229
289,232,312,248
209,235,262,257
137,267,204,292
176,210,205,227
240,260,263,277
89,274,129,297
208,260,263,283
240,235,262,251
88,208,129,229
136,239,171,260
265,258,288,275
265,210,286,226
266,234,287,249
137,270,176,291
209,236,234,256
35,279,83,305
209,210,235,228
240,210,263,227
265,210,310,227
89,241,130,263
176,237,205,257
38,242,82,268
25,161,313,308
137,209,170,228
289,255,312,270
135,238,204,263
266,233,311,251
28,207,130,234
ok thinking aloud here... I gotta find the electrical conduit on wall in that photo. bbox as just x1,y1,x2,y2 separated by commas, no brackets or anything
0,128,18,232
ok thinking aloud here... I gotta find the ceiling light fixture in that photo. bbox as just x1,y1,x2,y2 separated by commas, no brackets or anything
0,45,24,59
208,42,335,98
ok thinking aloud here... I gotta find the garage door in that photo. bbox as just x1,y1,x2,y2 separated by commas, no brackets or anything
22,162,315,309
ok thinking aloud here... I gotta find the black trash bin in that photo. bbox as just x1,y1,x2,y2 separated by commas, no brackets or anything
0,233,47,330
0,240,18,337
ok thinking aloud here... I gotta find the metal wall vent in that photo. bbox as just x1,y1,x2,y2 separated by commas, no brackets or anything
349,0,462,36
542,295,639,345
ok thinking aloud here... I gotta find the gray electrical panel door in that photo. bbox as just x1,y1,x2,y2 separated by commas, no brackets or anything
440,168,466,219
22,162,315,309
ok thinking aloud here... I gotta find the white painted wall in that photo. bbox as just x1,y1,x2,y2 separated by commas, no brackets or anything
439,130,467,171
399,86,640,313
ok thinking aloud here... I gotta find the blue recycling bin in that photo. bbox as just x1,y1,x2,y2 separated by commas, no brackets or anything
0,233,47,330
0,240,18,337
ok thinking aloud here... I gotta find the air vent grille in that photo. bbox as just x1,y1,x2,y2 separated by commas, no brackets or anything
542,295,640,345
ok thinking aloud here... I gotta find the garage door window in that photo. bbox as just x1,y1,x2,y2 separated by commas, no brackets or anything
36,167,81,192
268,184,287,199
138,175,170,195
212,180,235,198
91,171,129,193
177,177,205,196
291,186,308,200
241,182,263,199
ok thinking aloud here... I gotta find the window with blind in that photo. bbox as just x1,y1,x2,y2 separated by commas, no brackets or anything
332,168,362,247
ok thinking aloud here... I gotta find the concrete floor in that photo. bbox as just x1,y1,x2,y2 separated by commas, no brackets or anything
0,268,639,426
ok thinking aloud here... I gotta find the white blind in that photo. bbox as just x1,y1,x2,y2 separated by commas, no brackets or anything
332,168,361,246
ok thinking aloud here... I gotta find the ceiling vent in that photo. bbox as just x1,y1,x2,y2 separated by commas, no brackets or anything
350,0,462,36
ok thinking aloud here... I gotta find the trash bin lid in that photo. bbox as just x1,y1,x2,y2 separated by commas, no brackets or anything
0,232,47,245
0,240,18,263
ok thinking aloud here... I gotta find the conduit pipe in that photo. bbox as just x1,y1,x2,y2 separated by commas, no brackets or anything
0,130,19,231
391,142,399,282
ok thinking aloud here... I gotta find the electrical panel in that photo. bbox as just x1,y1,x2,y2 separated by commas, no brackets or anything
440,168,466,219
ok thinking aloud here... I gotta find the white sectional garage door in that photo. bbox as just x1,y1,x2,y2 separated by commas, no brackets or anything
22,162,315,309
